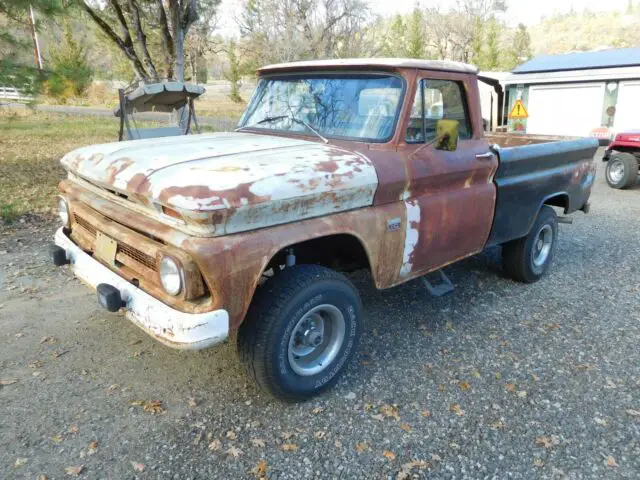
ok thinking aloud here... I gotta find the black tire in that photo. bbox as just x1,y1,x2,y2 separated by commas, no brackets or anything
502,205,558,283
238,265,363,401
605,153,638,189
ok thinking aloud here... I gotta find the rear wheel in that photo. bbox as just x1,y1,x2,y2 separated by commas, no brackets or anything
238,265,363,401
605,153,638,189
502,206,558,283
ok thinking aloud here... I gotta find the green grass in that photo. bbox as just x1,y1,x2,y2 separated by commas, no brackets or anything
0,112,125,220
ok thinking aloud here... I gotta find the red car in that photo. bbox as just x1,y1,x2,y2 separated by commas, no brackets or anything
603,131,640,189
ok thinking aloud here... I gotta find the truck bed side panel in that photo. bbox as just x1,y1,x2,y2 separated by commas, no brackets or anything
487,138,598,246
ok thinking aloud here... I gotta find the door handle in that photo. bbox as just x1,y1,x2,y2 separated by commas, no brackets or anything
476,152,495,160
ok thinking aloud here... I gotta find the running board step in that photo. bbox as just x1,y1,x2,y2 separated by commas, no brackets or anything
420,269,454,297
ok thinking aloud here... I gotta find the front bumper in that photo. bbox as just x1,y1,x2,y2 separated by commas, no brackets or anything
53,227,229,350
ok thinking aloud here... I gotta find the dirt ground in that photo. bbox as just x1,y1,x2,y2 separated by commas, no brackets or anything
1,153,639,479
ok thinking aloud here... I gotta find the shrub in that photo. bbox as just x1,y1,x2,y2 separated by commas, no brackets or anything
46,23,93,102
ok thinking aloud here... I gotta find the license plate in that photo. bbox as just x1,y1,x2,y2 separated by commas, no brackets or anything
94,231,117,266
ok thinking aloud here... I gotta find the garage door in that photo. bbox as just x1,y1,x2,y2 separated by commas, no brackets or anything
613,80,640,131
526,83,605,136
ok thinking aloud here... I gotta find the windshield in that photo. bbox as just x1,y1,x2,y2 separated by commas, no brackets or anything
239,74,405,142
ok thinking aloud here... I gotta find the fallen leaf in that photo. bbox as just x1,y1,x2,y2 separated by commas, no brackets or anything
15,332,25,338
281,443,298,452
311,406,324,414
29,360,44,369
364,403,374,411
505,383,517,393
431,454,442,462
535,436,558,449
188,397,197,408
448,404,465,416
516,390,528,398
143,400,164,414
489,420,505,429
14,458,27,468
371,413,385,421
37,475,48,480
51,434,63,444
400,423,411,433
104,384,120,395
68,425,79,434
226,430,237,440
1,378,18,386
594,417,608,427
495,372,501,380
250,460,268,479
129,399,144,406
87,441,98,455
533,458,545,467
64,465,83,476
606,456,618,468
397,459,429,479
383,450,397,461
334,439,343,449
314,431,327,440
226,446,243,458
131,462,145,472
438,384,446,392
380,404,400,420
625,408,640,417
281,431,294,440
544,323,560,331
51,350,69,359
459,381,470,391
40,336,57,344
208,439,221,451
471,370,481,379
250,438,266,448
355,442,370,453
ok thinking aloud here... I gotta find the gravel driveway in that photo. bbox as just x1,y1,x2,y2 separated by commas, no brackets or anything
1,151,638,479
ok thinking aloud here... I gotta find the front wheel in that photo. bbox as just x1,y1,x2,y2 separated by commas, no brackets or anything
238,265,363,401
502,205,558,283
605,153,638,189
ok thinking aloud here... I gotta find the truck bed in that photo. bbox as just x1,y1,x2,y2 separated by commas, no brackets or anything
485,134,599,247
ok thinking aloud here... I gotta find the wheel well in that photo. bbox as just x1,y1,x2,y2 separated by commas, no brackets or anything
543,193,569,212
264,234,371,275
610,147,640,158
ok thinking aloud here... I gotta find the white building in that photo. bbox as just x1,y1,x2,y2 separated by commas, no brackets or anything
500,48,640,138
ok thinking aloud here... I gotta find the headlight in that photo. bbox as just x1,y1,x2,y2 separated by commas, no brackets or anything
159,256,182,296
57,196,70,227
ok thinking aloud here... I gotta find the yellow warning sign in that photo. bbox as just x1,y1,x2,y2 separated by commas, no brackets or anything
509,99,528,119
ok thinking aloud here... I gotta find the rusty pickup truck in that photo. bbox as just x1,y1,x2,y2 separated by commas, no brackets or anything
51,59,599,400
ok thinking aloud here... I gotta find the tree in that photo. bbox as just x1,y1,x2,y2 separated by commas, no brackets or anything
47,21,93,99
405,6,425,59
222,39,243,102
505,23,532,69
79,0,220,82
238,0,370,65
483,18,500,70
0,0,62,93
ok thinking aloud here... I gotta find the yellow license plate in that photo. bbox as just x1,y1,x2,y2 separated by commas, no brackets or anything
94,231,117,266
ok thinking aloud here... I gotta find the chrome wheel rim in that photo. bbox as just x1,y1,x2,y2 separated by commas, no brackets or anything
532,224,553,268
608,160,625,184
287,304,346,376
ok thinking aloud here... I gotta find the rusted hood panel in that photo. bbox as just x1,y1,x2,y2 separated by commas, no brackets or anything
60,132,378,236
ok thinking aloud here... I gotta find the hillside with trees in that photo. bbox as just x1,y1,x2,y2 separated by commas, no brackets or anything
1,0,639,103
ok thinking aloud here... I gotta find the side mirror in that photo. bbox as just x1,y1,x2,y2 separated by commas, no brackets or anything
435,119,459,151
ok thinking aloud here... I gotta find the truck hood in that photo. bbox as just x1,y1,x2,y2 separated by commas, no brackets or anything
61,132,378,236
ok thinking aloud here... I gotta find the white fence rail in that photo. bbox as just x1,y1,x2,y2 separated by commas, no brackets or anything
0,86,33,101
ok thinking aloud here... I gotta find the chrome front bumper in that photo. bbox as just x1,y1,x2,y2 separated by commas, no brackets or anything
53,228,229,350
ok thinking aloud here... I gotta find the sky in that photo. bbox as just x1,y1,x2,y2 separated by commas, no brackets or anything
217,0,632,35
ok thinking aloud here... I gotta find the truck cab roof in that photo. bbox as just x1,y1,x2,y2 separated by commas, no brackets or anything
259,58,478,75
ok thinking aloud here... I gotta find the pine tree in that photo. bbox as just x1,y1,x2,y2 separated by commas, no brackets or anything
405,7,425,59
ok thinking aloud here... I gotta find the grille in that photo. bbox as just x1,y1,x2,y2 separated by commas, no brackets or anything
73,213,97,236
72,212,157,272
118,243,157,271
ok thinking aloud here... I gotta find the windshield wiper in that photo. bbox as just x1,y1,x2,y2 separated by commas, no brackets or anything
236,114,328,144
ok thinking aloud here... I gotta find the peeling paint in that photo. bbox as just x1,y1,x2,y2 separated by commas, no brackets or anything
399,199,421,277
